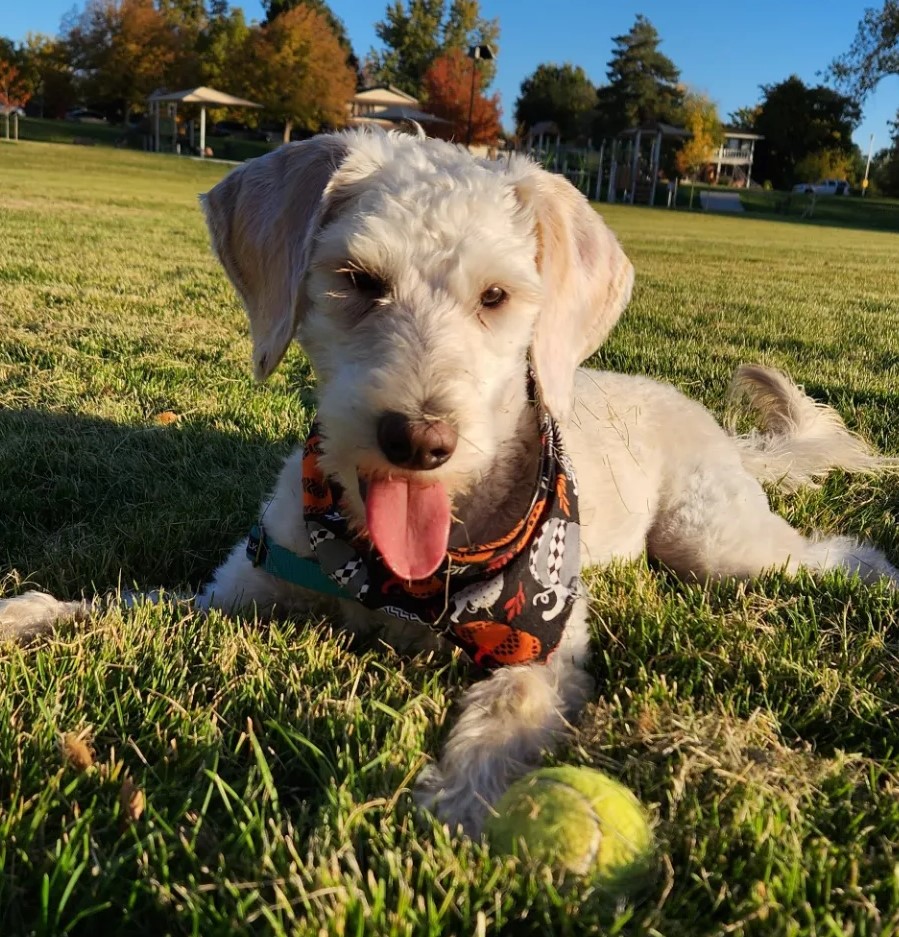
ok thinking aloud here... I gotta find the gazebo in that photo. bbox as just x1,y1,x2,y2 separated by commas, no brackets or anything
609,122,690,205
147,86,261,157
525,120,561,153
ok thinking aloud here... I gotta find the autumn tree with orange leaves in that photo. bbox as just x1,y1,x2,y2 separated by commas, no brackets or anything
238,4,355,143
422,47,501,145
0,58,31,111
63,0,185,119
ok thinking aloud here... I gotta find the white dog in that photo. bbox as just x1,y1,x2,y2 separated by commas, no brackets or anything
2,128,896,835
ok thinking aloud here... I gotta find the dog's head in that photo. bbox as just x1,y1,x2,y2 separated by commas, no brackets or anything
203,129,633,578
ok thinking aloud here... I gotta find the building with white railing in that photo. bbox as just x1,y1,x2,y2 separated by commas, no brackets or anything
712,128,764,186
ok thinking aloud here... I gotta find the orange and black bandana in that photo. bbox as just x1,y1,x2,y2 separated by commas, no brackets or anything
301,406,581,670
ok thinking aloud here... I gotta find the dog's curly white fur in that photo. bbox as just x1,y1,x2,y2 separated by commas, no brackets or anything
2,129,896,835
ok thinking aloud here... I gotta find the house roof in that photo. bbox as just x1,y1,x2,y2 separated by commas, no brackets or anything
368,105,451,125
353,85,419,105
147,86,261,108
527,121,561,136
721,126,764,140
617,121,690,139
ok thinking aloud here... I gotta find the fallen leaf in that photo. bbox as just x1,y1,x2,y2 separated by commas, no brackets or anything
155,411,180,425
120,777,145,823
60,732,94,773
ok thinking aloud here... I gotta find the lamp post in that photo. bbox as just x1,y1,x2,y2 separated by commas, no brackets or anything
466,44,494,149
862,132,875,197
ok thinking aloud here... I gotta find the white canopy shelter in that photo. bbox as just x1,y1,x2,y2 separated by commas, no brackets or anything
147,86,261,157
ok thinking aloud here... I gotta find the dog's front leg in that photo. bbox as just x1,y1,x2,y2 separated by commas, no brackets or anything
0,593,95,642
414,602,593,836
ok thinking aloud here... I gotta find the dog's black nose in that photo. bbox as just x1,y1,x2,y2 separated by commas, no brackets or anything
377,412,458,470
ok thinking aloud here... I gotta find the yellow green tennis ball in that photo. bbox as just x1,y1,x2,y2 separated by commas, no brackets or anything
485,766,654,885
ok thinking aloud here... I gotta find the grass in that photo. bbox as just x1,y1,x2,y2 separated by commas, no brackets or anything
12,117,278,163
737,188,899,232
2,140,899,935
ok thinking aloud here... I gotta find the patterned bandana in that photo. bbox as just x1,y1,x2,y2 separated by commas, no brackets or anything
300,404,582,670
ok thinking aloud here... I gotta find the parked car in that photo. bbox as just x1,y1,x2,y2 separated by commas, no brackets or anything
65,108,108,123
791,178,850,196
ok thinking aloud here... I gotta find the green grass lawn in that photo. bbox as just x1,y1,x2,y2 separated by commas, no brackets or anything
738,188,899,232
2,140,899,936
11,117,278,163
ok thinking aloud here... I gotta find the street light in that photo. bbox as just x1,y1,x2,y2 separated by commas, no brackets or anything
862,132,875,197
466,44,495,148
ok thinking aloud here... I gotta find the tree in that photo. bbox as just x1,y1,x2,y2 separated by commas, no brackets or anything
422,46,501,144
752,76,860,188
260,0,359,84
156,0,206,30
16,33,76,118
63,0,181,121
0,37,16,66
594,14,682,136
871,138,899,196
514,63,596,143
367,0,499,98
675,91,723,205
154,0,205,88
440,0,498,85
728,104,761,129
829,1,899,100
239,5,356,142
793,149,856,186
0,58,31,111
196,2,250,91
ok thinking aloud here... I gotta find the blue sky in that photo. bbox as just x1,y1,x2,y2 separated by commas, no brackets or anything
6,0,897,151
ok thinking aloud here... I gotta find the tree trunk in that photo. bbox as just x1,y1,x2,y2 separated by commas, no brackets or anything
689,181,695,210
282,119,292,144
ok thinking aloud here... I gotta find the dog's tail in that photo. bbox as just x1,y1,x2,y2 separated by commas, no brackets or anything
727,364,894,492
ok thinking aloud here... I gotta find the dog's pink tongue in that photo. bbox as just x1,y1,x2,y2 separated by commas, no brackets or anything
365,477,450,580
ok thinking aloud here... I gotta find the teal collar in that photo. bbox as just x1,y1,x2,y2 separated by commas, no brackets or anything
247,525,353,600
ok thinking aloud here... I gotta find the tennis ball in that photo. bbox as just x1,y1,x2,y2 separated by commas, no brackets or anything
485,766,654,885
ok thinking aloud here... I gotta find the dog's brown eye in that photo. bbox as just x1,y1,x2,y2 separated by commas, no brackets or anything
480,286,507,308
348,269,387,298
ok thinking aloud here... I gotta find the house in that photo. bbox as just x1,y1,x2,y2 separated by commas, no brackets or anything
348,86,420,128
711,128,764,186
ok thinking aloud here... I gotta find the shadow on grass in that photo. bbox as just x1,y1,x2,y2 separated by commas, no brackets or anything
0,407,291,596
739,192,899,234
0,407,465,935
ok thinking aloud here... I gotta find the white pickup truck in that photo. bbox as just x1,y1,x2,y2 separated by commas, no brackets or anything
791,178,850,196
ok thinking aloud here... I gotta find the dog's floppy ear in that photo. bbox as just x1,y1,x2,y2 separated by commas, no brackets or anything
512,164,634,422
202,135,348,380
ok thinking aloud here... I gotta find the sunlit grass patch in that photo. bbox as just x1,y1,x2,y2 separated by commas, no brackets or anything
2,142,899,935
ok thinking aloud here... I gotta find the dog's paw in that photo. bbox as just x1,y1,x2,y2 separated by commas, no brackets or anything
413,763,489,836
0,592,84,642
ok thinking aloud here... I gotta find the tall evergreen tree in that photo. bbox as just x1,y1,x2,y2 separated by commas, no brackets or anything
594,15,682,136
